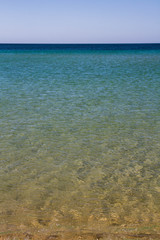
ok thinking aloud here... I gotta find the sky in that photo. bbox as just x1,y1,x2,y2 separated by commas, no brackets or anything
0,0,160,43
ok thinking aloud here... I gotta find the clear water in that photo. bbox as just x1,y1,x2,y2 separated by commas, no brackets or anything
0,45,160,237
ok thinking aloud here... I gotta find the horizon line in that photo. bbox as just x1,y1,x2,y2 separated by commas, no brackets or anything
0,42,160,44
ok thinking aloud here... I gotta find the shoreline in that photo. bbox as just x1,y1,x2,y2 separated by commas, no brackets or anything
1,225,160,240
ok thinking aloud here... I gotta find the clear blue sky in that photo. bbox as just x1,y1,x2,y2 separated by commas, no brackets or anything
0,0,159,43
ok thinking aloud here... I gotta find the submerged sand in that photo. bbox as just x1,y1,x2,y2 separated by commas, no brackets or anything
1,225,160,240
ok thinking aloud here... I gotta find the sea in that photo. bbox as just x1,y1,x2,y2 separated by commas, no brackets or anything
0,44,160,239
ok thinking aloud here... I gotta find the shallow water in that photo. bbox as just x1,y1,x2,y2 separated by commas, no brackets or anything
0,45,160,236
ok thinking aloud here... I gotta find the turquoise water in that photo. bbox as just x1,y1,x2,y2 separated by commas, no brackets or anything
0,46,160,236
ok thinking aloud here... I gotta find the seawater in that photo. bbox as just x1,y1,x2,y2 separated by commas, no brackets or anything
0,44,160,236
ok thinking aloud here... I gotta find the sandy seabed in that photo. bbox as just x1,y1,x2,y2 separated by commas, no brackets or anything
1,225,160,240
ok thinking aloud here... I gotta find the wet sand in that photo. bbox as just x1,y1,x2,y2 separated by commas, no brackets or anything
1,225,160,240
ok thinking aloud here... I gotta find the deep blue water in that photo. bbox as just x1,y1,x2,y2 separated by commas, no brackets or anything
0,43,160,51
